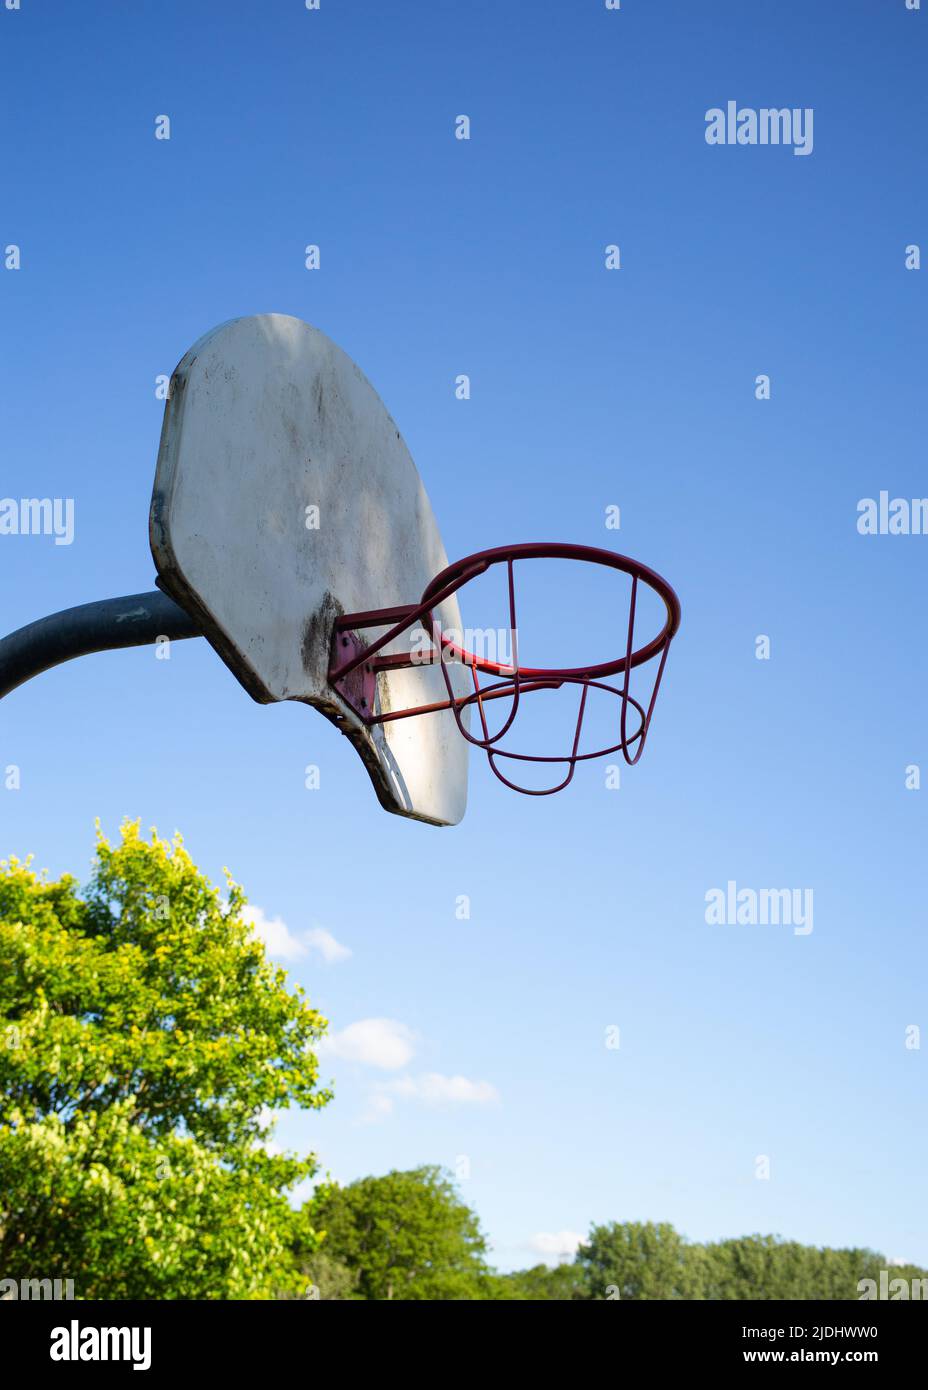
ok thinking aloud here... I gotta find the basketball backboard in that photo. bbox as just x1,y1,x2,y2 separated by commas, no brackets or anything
150,314,469,826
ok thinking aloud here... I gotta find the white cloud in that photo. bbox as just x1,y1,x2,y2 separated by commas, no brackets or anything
242,906,350,964
242,905,306,961
315,1018,499,1118
382,1072,500,1107
305,926,351,963
358,1093,396,1125
527,1231,584,1263
318,1018,416,1070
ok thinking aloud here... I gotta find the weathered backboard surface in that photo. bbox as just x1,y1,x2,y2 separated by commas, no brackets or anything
150,314,468,825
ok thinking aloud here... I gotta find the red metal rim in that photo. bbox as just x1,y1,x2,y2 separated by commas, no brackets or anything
451,674,648,763
419,542,681,680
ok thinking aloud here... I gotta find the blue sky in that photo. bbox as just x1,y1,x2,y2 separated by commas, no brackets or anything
2,0,927,1272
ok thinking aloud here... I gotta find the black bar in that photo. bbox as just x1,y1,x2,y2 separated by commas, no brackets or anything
3,1297,922,1373
0,591,202,699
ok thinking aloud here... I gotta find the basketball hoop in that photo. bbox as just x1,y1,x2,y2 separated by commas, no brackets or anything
328,543,681,796
0,316,680,823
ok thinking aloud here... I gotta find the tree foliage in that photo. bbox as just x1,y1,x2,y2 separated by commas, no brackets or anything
566,1222,927,1302
0,822,330,1299
577,1221,696,1299
308,1166,492,1300
495,1261,588,1300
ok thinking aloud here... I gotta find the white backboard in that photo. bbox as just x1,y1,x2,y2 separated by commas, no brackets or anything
150,314,469,825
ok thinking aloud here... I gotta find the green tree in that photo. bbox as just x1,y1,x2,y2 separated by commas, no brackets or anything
303,1250,360,1301
573,1223,928,1301
577,1221,698,1300
495,1261,589,1300
310,1166,492,1300
0,822,331,1299
698,1235,915,1301
287,1200,359,1300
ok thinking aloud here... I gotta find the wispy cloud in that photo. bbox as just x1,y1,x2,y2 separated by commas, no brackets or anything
242,906,351,964
305,926,351,963
316,1014,499,1121
527,1231,584,1263
386,1073,500,1106
358,1092,397,1125
242,905,306,961
361,1071,501,1121
318,1018,416,1070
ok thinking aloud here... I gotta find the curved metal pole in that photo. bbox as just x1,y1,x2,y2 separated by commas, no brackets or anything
0,590,202,699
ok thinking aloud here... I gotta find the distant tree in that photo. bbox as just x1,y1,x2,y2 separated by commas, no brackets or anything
310,1166,492,1300
698,1235,913,1301
578,1221,697,1300
0,822,330,1299
307,1251,359,1301
572,1223,928,1301
496,1261,589,1300
285,1200,359,1300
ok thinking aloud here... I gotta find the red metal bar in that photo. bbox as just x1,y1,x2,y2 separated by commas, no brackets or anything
333,605,417,631
328,558,489,686
372,678,563,725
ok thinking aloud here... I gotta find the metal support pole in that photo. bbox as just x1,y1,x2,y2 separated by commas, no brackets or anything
0,590,202,700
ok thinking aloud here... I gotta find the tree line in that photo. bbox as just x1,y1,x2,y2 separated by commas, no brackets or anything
302,1168,926,1301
